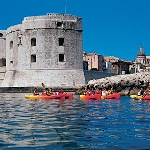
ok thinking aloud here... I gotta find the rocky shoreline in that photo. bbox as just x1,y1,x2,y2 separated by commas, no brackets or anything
1,72,150,95
76,72,150,96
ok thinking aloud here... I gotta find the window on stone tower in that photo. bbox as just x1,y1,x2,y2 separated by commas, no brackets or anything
0,33,3,37
59,54,64,62
31,54,36,62
31,38,36,46
59,38,64,46
0,58,6,67
18,37,22,45
57,22,63,27
10,41,13,49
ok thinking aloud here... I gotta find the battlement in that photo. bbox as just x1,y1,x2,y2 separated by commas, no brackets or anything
24,13,81,22
22,14,82,30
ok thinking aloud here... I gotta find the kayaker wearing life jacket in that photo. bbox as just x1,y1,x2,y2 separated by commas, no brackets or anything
102,88,108,96
138,87,145,96
108,87,114,95
33,88,39,95
59,88,64,95
46,88,53,96
83,86,88,95
95,88,102,95
144,85,150,96
90,88,95,95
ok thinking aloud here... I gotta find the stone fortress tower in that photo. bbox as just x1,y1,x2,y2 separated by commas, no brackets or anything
0,30,6,86
0,14,85,87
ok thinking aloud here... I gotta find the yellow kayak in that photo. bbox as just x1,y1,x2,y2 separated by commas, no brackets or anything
80,95,85,100
130,95,142,99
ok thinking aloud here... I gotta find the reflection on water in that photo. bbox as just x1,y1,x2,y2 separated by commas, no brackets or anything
0,93,150,149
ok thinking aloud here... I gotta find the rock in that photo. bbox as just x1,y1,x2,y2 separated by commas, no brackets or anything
87,72,150,95
120,89,130,96
129,89,138,95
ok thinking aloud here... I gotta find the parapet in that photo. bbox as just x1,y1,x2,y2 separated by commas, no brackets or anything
6,24,22,34
22,13,82,31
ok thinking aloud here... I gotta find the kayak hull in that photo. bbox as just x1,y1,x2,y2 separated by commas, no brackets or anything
130,95,150,100
80,94,101,100
25,93,73,100
80,93,120,100
105,93,120,99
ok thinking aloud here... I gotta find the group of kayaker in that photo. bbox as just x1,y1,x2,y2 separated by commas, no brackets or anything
83,86,114,96
137,85,150,96
33,83,65,96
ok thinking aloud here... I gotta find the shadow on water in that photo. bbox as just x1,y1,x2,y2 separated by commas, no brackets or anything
0,93,150,149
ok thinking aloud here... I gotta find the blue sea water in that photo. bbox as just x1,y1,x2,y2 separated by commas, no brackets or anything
0,93,150,150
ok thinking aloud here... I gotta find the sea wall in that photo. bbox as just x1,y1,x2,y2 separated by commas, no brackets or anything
84,70,116,84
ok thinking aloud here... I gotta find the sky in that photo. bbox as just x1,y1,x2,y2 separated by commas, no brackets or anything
0,0,150,61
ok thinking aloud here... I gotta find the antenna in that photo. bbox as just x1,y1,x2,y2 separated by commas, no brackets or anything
65,0,67,14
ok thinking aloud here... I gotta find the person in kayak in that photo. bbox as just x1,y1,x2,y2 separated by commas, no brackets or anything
58,88,64,95
90,87,95,95
46,88,53,96
84,86,88,95
33,88,39,95
95,88,102,95
108,87,114,95
143,85,150,96
138,87,145,96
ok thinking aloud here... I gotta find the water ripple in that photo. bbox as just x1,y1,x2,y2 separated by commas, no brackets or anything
0,93,150,149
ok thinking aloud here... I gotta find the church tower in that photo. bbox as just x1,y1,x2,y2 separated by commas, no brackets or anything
136,45,146,65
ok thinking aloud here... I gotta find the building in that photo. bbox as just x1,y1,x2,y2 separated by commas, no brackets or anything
104,56,131,74
83,52,105,71
146,56,150,71
104,57,112,73
130,45,150,73
0,14,85,87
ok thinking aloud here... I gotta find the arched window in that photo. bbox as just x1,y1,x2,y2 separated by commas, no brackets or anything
10,41,13,49
0,33,3,37
31,54,36,62
31,38,36,46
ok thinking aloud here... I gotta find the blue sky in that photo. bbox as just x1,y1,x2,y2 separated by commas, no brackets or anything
0,0,150,61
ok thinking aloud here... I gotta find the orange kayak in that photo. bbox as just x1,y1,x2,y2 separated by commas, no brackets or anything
80,94,101,100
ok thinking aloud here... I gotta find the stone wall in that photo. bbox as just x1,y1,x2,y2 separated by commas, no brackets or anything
84,70,117,84
0,30,6,85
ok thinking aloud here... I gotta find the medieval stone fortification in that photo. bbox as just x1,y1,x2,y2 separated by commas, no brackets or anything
0,14,85,88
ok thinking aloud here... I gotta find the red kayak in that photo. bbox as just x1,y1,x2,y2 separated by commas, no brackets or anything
25,93,73,100
80,94,101,100
105,93,120,99
142,95,150,100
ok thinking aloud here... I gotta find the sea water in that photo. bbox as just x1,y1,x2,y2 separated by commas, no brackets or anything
0,93,150,150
